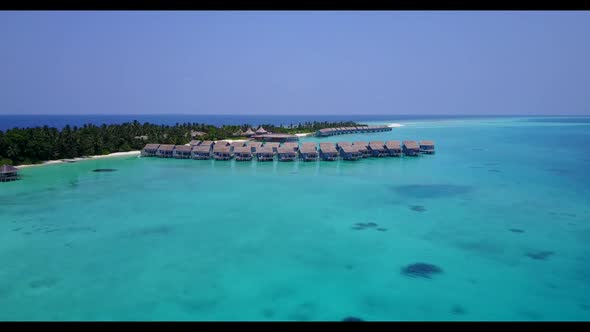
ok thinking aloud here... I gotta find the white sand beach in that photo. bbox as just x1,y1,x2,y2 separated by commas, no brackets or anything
15,151,140,169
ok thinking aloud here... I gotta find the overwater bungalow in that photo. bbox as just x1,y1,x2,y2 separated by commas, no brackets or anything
156,144,175,158
339,145,362,161
256,146,274,161
282,142,299,151
419,140,435,154
141,143,160,157
385,140,402,157
233,146,253,161
264,142,280,154
255,126,268,135
173,145,193,159
189,140,201,146
299,142,318,161
213,144,232,160
277,146,297,162
316,125,391,137
0,164,20,182
319,142,338,161
249,141,263,153
403,140,420,156
368,141,388,157
353,141,371,158
192,145,212,159
216,140,231,146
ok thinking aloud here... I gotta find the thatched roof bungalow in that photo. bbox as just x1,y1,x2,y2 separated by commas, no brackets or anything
282,142,299,151
256,146,274,161
192,145,212,159
244,128,256,136
200,141,214,148
277,146,297,162
353,141,370,157
249,141,263,153
0,164,20,182
156,144,175,158
231,141,246,148
319,142,338,161
264,142,280,154
419,140,435,154
173,145,193,159
213,144,232,160
385,140,402,157
141,143,160,157
339,145,362,161
299,142,318,161
255,126,268,135
403,140,420,156
368,141,388,157
189,140,202,146
233,146,253,161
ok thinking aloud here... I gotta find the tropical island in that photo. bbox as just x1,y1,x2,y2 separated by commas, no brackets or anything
0,120,363,166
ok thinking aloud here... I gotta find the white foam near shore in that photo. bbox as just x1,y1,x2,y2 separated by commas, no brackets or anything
387,123,404,128
16,151,140,169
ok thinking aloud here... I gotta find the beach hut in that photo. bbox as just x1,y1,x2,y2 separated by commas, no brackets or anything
0,165,20,182
249,141,263,153
173,145,193,159
190,131,206,138
368,141,388,157
233,146,253,161
256,146,274,161
282,142,299,152
319,142,338,161
385,140,402,157
192,145,212,159
213,144,232,160
244,128,256,137
403,140,420,156
255,126,268,135
141,143,160,157
156,144,175,158
339,145,362,161
353,141,370,158
232,129,245,137
299,142,318,161
264,142,280,154
189,140,201,146
419,140,435,154
277,146,297,162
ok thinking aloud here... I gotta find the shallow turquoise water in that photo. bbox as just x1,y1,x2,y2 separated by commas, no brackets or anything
1,116,589,321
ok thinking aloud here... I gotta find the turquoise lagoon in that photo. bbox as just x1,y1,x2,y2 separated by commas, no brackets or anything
1,116,589,321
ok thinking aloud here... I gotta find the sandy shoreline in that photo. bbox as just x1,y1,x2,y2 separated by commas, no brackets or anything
15,151,140,169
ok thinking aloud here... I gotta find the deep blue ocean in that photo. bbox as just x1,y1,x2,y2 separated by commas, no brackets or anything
0,114,529,131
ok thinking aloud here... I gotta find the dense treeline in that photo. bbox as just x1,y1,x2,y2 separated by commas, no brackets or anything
0,120,362,166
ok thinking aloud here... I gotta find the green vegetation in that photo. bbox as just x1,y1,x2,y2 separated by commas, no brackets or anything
0,120,363,166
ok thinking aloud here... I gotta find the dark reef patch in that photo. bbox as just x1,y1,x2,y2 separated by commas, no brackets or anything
488,169,501,173
342,316,364,322
509,228,525,233
262,308,275,318
12,227,22,232
409,205,427,212
546,168,570,174
123,225,174,238
29,277,58,289
526,251,554,260
345,264,354,270
401,263,443,279
451,305,466,315
92,168,118,172
549,211,577,218
376,228,388,232
392,184,473,199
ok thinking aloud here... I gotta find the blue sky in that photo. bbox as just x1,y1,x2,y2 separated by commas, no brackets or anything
0,11,589,115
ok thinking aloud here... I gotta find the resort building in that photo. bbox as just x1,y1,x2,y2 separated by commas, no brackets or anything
336,141,352,149
255,126,268,135
299,142,319,161
353,141,371,158
232,129,244,137
256,146,274,161
189,140,201,146
277,146,297,162
231,141,245,149
244,128,256,137
339,145,362,161
385,140,402,157
141,143,160,157
190,131,206,138
216,140,231,146
319,142,339,161
233,146,253,161
419,140,435,154
173,145,193,159
213,144,232,160
368,141,388,157
200,141,214,148
156,144,175,158
403,140,420,156
192,145,212,159
0,164,20,182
